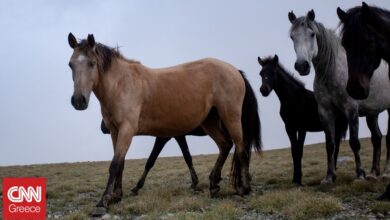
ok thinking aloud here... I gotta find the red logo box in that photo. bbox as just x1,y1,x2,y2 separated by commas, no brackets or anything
2,178,46,220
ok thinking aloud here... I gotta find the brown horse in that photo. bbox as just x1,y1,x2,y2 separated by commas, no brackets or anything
67,33,261,216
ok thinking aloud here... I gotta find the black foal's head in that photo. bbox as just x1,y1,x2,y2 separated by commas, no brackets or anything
258,55,279,96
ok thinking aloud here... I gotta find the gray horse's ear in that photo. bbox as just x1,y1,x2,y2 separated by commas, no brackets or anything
337,7,347,23
258,57,265,66
273,55,279,64
68,32,77,49
307,9,315,21
288,11,296,23
87,34,95,48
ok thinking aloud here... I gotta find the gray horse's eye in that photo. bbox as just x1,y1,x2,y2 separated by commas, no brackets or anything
310,33,315,38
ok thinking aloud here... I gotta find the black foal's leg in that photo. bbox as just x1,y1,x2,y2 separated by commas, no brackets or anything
296,130,306,185
286,127,300,185
366,114,382,180
378,183,390,200
131,137,171,195
175,135,199,190
384,110,390,179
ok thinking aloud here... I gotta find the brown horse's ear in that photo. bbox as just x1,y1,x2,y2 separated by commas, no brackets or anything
273,55,279,64
68,32,77,49
258,57,265,66
307,9,315,21
288,11,296,23
337,7,347,23
87,34,95,48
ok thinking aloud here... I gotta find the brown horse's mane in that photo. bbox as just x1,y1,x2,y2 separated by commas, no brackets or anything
78,39,140,73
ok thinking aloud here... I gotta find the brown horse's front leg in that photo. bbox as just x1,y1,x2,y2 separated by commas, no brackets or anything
93,123,134,217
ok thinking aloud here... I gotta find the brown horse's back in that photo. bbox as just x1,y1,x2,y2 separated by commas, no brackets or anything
136,58,244,136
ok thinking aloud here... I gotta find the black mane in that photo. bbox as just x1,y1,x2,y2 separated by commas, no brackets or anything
340,5,390,35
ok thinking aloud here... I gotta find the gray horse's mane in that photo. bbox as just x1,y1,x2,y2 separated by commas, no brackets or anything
290,17,341,81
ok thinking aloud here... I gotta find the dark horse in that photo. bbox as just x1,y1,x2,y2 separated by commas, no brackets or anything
338,2,390,201
101,121,206,194
337,2,390,99
258,55,347,185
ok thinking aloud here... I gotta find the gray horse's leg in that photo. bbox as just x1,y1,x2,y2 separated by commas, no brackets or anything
131,137,171,195
366,114,382,180
319,108,337,184
384,110,390,179
175,136,199,190
348,112,366,180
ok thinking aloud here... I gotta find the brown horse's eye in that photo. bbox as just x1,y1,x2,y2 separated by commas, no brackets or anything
68,62,73,69
88,61,95,68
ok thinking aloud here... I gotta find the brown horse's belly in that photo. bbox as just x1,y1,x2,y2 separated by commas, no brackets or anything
136,103,211,137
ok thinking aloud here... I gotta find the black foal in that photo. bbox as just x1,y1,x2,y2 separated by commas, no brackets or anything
258,55,347,185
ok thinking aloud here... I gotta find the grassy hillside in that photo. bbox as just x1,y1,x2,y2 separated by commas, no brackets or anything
1,138,390,219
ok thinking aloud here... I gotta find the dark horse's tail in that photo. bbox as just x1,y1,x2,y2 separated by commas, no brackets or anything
231,70,262,189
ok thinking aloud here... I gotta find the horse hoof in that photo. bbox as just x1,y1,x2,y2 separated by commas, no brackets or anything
366,174,378,182
91,206,107,217
382,174,390,180
377,193,390,201
320,178,334,185
210,186,220,198
130,189,138,196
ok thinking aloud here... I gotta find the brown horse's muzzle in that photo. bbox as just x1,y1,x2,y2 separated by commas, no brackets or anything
71,95,88,110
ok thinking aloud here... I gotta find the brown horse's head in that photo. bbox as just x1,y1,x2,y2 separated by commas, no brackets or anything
68,33,99,110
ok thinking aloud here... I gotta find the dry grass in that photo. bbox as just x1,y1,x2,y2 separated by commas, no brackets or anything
0,137,389,219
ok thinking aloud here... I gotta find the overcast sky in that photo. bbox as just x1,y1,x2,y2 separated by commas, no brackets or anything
0,0,389,166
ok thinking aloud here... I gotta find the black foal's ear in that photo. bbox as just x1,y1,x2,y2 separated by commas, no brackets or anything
68,32,77,49
258,57,265,66
307,9,315,21
288,11,296,23
337,7,347,23
87,34,95,48
273,55,279,64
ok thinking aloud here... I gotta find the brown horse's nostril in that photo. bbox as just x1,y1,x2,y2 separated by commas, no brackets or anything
81,96,87,106
71,95,76,106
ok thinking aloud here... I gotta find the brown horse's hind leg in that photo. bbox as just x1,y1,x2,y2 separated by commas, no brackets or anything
93,123,134,216
201,113,233,198
218,110,250,195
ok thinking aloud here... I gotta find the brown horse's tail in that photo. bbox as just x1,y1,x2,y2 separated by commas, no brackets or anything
231,70,262,189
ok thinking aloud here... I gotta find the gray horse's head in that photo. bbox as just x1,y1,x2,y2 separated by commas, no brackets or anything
288,10,319,76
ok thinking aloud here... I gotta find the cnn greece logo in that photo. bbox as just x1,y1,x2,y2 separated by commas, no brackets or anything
3,177,46,220
8,186,42,203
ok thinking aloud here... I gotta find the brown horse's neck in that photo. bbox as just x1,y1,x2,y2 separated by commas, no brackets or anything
93,58,145,109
